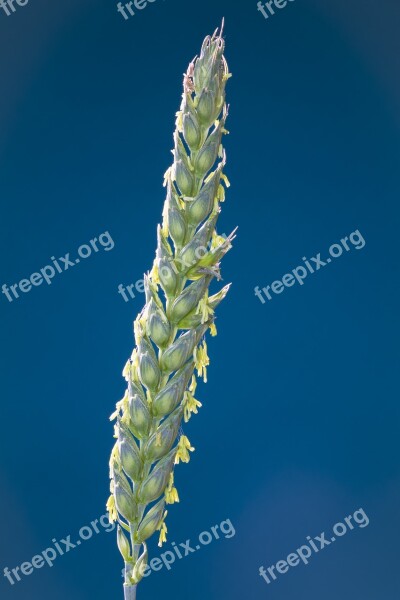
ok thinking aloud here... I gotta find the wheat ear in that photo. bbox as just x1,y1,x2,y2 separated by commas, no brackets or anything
107,23,234,600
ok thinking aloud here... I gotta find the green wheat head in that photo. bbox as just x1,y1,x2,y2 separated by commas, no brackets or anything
107,24,234,599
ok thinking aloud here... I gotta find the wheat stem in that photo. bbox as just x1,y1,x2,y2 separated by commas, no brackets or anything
124,584,137,600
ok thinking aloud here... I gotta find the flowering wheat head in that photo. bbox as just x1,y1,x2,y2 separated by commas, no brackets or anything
107,23,234,600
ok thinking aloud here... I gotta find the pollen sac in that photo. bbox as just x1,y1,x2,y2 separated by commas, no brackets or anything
117,422,142,481
157,257,178,296
152,362,194,417
139,448,176,504
115,482,136,523
136,499,165,543
138,351,160,391
128,393,151,438
170,278,210,323
145,407,183,462
183,110,201,151
147,299,170,347
160,330,198,373
117,526,131,561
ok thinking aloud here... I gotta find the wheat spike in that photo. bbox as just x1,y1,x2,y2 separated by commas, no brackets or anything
107,23,234,600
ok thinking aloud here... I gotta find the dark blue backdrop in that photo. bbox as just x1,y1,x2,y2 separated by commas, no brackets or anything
1,0,399,599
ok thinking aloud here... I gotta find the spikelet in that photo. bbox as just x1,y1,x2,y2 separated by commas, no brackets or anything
108,23,234,600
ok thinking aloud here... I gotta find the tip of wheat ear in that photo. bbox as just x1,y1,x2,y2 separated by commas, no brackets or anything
108,23,234,597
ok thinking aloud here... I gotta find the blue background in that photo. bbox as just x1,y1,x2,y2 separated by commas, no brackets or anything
0,0,399,598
